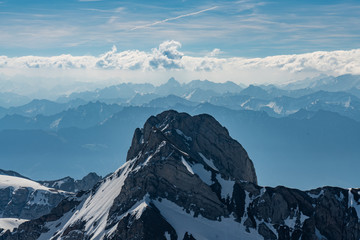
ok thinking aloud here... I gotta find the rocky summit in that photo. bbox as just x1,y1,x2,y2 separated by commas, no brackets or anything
2,110,360,240
39,173,102,193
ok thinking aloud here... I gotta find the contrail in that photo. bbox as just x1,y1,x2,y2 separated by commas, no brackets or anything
131,6,218,31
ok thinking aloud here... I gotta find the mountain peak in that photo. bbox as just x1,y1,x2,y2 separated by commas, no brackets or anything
127,110,257,184
165,77,181,86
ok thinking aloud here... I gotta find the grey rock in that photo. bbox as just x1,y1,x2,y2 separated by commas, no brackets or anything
0,186,70,220
39,172,102,192
127,110,257,184
258,222,277,240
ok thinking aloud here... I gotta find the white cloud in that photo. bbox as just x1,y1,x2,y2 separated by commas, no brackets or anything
208,48,223,57
1,40,359,76
1,40,360,98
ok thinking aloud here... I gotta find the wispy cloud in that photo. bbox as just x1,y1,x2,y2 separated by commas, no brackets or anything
131,6,218,31
80,7,124,13
1,1,359,58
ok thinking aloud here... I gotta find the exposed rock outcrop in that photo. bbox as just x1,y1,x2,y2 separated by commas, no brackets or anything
0,176,70,221
127,110,257,184
39,172,102,192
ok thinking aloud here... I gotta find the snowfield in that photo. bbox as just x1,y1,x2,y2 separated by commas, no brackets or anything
0,218,28,232
0,175,55,191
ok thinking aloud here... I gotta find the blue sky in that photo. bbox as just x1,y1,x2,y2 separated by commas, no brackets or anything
0,0,360,97
1,0,360,57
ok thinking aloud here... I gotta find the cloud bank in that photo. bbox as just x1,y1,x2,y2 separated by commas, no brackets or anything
1,40,359,76
0,40,360,98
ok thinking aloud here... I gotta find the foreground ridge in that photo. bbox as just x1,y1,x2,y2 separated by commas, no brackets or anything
2,110,360,240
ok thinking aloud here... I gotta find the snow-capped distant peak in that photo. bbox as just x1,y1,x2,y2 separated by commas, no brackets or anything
0,175,56,192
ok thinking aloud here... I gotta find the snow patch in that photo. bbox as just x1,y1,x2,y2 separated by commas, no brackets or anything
307,189,324,199
335,192,345,202
239,191,252,222
164,231,171,240
255,219,278,239
129,195,150,220
184,90,195,100
50,118,62,129
344,97,351,108
260,187,266,196
160,124,169,132
240,98,251,107
216,175,234,199
28,190,50,206
348,189,360,220
199,152,218,171
106,195,151,238
265,101,283,114
181,156,214,185
315,228,328,240
0,218,28,232
181,157,194,175
153,198,263,240
283,207,309,229
134,141,167,171
192,164,213,185
176,129,192,141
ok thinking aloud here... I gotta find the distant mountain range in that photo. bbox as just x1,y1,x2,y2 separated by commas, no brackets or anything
0,74,359,189
210,89,360,121
0,101,122,131
0,103,359,189
283,74,360,91
1,74,360,108
1,75,360,119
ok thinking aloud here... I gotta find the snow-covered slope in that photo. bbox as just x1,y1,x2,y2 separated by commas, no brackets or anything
37,160,134,240
0,218,28,232
0,175,53,191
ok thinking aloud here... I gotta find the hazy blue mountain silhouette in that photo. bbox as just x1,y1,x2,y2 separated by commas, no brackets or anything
0,104,359,189
209,90,360,121
0,92,30,108
284,74,360,91
145,94,197,108
0,101,123,130
0,99,86,119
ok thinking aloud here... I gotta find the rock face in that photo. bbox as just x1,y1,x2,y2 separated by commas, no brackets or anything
0,175,70,221
39,172,102,192
3,110,360,240
0,171,98,236
127,110,257,184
